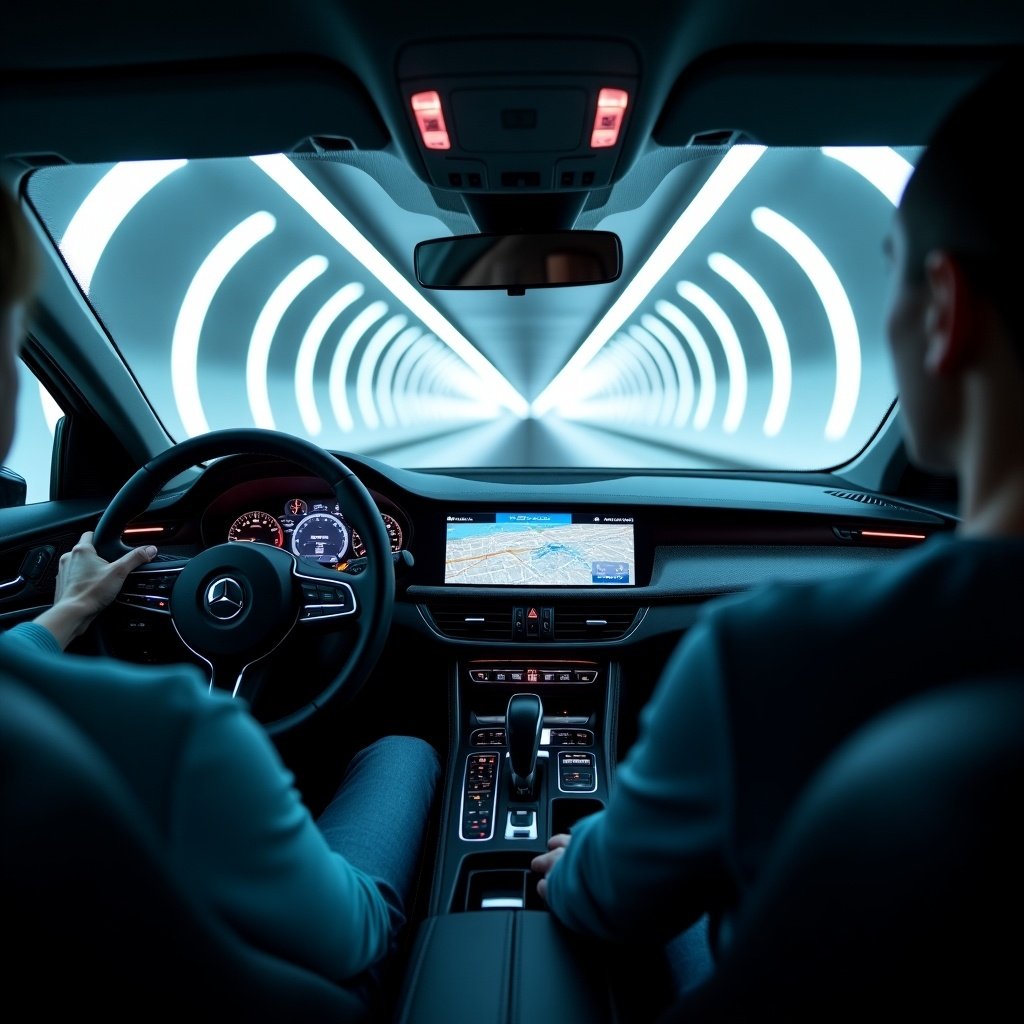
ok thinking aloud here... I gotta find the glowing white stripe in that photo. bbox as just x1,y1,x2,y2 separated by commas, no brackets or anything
60,160,187,295
708,252,791,437
606,341,649,423
329,301,388,431
294,282,365,435
532,145,765,417
406,347,450,421
389,331,434,419
250,154,527,418
171,211,276,437
821,147,914,206
375,326,423,428
752,207,860,440
247,255,328,428
654,301,716,430
356,314,407,429
677,282,747,433
640,313,695,427
627,324,679,426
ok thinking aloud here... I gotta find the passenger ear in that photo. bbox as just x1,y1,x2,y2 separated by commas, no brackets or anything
922,250,977,375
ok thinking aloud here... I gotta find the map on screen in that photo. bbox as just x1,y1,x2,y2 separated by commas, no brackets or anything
444,512,635,586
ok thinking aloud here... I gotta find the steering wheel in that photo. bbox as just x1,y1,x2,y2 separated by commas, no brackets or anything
92,428,395,736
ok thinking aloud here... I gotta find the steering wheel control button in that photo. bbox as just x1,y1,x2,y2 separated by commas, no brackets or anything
461,753,499,841
205,577,245,620
557,750,598,793
117,568,182,614
297,573,356,621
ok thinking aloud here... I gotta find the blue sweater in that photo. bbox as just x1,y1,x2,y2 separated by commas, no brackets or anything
0,621,391,982
544,533,1024,948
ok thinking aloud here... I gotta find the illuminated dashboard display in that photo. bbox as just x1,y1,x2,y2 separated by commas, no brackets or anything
444,512,635,586
227,497,403,565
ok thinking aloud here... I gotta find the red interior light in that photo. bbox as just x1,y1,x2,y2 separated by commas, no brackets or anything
590,87,629,148
411,90,451,150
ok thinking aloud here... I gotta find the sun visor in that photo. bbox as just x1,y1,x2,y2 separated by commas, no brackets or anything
653,48,1013,147
0,56,389,166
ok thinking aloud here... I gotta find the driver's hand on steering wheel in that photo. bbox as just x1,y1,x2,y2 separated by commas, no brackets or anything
34,531,158,650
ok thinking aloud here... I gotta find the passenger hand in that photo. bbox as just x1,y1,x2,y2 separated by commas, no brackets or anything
36,531,158,649
531,832,572,901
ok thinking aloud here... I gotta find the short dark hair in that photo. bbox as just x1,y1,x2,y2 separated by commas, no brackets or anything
0,183,41,309
898,60,1024,344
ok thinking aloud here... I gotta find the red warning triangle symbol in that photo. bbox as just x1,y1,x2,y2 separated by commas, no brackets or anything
527,607,539,618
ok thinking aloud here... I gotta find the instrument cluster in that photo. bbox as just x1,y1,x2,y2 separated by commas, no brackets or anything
226,496,404,568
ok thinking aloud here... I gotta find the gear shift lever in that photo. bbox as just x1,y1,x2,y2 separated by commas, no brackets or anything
506,692,543,798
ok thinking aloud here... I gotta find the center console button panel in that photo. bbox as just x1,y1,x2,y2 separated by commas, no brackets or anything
557,750,598,793
461,752,500,840
466,659,600,684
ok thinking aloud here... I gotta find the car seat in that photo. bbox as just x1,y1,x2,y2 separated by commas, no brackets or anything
0,673,371,1022
656,674,1024,1021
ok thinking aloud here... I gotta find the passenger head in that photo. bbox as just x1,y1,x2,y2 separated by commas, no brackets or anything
0,182,42,461
897,60,1024,336
885,60,1024,474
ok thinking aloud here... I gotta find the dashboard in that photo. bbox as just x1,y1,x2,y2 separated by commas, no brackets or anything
154,451,959,624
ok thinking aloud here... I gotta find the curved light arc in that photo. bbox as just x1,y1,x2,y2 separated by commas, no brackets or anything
654,301,716,430
171,211,276,437
60,159,187,295
708,252,791,437
375,326,424,428
356,314,408,429
640,313,695,427
752,206,860,440
294,282,365,435
676,281,748,433
247,255,328,429
329,300,388,431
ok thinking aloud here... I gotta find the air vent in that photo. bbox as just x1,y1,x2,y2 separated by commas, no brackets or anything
554,605,640,641
825,489,914,513
427,604,514,641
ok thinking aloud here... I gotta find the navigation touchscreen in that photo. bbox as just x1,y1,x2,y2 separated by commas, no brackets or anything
444,512,635,586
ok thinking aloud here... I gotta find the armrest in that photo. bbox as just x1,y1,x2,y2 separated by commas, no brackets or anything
394,910,618,1024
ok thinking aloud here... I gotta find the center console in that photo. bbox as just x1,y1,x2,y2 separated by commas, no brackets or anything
396,507,642,1022
395,651,624,1024
429,654,617,916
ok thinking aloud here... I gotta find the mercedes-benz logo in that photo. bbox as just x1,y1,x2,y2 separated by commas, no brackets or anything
204,577,245,621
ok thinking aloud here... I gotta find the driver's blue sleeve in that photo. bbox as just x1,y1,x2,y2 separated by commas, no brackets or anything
0,621,393,982
0,620,61,653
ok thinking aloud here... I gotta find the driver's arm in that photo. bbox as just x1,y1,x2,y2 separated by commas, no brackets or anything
32,531,157,649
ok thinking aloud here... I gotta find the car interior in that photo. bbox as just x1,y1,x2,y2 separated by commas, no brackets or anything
2,2,1024,1021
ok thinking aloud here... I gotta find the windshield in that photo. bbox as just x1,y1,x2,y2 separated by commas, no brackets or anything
25,145,919,472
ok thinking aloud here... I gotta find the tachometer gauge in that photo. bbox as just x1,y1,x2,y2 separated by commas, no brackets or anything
227,510,284,547
351,513,404,557
291,512,350,566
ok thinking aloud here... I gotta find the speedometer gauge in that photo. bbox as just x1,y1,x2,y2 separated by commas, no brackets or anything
291,512,350,566
227,511,284,547
351,513,403,557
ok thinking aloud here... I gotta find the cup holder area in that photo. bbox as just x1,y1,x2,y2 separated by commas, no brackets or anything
550,797,605,836
465,868,546,911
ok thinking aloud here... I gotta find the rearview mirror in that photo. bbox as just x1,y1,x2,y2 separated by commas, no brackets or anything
414,230,622,295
